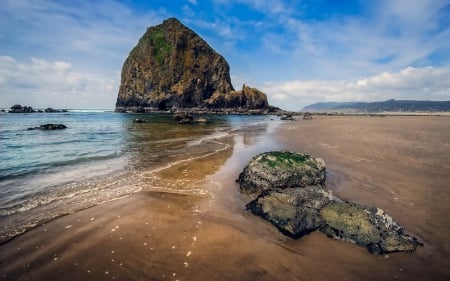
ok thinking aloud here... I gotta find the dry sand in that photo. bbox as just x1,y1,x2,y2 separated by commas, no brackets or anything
1,115,449,281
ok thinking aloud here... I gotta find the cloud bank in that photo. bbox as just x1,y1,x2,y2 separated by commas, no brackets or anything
0,56,118,109
262,66,450,110
0,0,449,110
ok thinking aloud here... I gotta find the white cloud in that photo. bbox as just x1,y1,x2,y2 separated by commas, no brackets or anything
261,66,450,110
0,56,119,109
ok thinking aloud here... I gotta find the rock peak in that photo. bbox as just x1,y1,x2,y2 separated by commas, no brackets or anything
115,18,274,113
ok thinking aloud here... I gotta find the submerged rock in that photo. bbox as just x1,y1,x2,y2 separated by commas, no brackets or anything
237,151,421,254
237,151,326,194
133,118,146,123
28,124,67,130
173,112,194,124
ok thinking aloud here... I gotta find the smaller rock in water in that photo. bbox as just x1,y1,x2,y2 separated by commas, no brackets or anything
173,112,193,124
28,124,67,130
280,114,296,121
133,118,146,123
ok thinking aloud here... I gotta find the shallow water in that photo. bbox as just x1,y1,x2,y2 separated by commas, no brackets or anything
0,111,278,242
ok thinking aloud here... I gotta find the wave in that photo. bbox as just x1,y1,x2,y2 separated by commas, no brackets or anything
0,152,124,181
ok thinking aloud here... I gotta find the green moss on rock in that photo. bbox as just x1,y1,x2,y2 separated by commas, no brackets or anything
320,202,380,245
320,201,421,254
148,27,171,65
259,151,312,168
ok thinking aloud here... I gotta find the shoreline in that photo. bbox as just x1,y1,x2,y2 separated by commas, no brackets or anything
1,115,449,281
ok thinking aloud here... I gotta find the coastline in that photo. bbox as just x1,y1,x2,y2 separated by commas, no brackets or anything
1,115,449,281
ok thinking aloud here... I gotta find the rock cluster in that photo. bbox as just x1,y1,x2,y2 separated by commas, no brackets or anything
8,105,67,113
115,18,275,113
10,104,35,113
238,151,421,254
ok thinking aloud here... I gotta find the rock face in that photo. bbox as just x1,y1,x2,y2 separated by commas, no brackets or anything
238,151,326,194
116,18,271,112
239,151,421,254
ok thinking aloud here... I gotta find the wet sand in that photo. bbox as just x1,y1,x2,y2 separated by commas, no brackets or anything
1,116,449,281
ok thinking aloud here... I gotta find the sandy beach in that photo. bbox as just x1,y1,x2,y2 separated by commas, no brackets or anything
1,115,449,281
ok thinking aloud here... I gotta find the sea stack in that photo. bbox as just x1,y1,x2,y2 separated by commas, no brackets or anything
115,18,272,113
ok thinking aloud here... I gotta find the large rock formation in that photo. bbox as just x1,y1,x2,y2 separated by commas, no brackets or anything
238,151,421,254
116,18,272,113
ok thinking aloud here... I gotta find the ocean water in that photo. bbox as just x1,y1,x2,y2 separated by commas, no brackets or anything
0,111,276,242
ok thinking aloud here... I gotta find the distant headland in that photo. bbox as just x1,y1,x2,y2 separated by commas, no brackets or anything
303,99,450,113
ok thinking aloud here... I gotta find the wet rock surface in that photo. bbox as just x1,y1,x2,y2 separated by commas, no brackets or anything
247,186,333,238
239,151,421,254
237,151,326,194
27,124,67,130
320,201,421,254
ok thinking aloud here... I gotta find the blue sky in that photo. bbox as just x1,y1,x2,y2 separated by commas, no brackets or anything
1,0,449,110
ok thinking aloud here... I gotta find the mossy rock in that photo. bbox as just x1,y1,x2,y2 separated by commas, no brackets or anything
320,202,421,254
237,151,326,194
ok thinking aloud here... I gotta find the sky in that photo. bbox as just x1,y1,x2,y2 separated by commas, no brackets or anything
0,0,449,110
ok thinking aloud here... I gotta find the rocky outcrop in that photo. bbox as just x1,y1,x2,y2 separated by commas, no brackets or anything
205,84,269,109
10,104,35,113
239,151,421,254
238,151,326,194
9,105,67,113
115,18,273,113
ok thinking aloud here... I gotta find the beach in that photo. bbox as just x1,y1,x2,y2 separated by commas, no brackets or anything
1,115,449,281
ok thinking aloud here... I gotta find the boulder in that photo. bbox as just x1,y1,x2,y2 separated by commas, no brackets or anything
173,112,193,123
319,201,421,254
237,151,326,194
247,186,333,238
133,118,146,123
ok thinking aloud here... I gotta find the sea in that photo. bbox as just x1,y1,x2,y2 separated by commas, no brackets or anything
0,110,281,243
